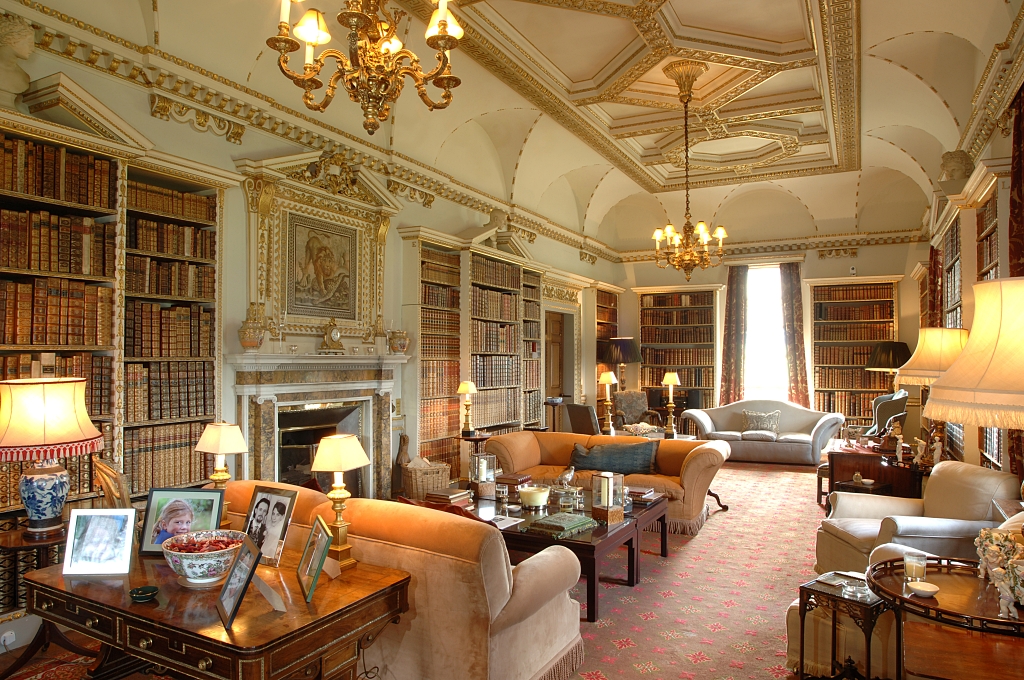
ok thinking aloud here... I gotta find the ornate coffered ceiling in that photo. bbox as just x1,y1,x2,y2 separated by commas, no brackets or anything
398,0,858,191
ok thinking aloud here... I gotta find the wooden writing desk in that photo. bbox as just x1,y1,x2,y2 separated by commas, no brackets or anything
826,441,927,501
19,553,409,680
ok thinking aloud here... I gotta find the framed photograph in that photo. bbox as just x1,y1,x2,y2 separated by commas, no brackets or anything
216,535,260,630
243,486,299,567
286,213,357,320
63,509,136,575
297,516,332,602
139,488,225,555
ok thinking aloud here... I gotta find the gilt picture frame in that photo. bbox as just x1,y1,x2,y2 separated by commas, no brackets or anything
286,213,358,321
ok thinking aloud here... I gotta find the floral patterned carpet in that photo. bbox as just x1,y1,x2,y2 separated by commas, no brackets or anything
572,462,824,680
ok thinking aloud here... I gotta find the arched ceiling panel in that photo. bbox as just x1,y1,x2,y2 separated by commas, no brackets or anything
862,0,1012,56
858,167,929,232
597,193,670,251
868,32,986,128
537,176,584,231
434,120,507,200
513,116,610,209
472,109,543,200
862,57,960,150
861,134,934,198
712,187,817,242
866,125,946,182
584,170,648,234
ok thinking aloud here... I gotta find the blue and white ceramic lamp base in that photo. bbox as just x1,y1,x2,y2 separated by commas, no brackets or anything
19,459,70,538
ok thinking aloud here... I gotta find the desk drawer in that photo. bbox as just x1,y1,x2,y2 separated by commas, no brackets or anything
31,591,115,642
125,624,232,680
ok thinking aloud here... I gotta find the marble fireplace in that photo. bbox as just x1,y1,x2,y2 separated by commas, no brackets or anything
227,354,408,499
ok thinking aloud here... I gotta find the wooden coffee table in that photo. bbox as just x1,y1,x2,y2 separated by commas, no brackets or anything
474,493,668,622
868,557,1024,679
16,551,409,680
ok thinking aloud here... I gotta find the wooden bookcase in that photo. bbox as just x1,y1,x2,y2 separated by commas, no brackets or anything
468,252,523,436
807,278,900,427
0,122,226,519
976,190,1002,468
522,269,542,427
416,242,462,477
636,287,720,437
595,287,618,397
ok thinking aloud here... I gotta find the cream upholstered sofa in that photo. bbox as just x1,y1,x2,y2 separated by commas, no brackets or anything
485,431,730,535
681,398,844,465
814,460,1021,575
222,482,584,680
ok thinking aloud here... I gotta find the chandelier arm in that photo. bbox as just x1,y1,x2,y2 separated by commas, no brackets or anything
413,80,454,111
277,48,353,84
400,50,448,85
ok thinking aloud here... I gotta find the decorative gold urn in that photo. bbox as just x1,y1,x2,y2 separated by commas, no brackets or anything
387,329,410,355
238,302,269,354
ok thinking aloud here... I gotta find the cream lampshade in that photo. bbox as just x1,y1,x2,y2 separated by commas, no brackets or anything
661,371,681,402
598,371,618,435
311,434,371,570
0,378,103,539
195,423,248,490
457,380,477,436
895,328,970,386
923,278,1024,428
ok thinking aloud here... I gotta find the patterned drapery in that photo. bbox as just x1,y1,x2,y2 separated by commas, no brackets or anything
1008,90,1024,479
719,265,748,405
919,246,943,328
779,262,810,407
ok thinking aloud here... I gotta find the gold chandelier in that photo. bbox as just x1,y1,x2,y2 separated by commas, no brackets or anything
652,60,727,281
267,0,464,135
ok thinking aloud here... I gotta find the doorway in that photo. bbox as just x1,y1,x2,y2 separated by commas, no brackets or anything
545,311,575,430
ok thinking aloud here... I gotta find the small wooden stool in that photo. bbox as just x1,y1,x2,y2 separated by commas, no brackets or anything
816,462,830,506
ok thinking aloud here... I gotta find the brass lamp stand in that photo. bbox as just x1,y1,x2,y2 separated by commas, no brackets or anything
458,381,477,437
664,402,676,439
324,474,356,570
598,371,618,435
312,434,371,572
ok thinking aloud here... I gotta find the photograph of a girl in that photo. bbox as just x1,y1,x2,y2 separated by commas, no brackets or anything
152,499,194,544
63,509,136,575
140,489,224,555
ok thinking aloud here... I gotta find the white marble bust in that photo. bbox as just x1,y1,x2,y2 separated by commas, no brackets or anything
940,150,974,181
0,14,33,109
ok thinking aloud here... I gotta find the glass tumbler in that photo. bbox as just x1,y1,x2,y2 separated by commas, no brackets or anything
904,550,927,582
495,484,509,505
559,496,575,513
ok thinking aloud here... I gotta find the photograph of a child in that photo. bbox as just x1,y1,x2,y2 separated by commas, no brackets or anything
243,487,297,567
217,536,259,630
140,489,224,555
63,509,135,575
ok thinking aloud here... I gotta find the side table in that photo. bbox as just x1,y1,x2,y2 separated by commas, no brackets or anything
799,574,890,680
460,434,491,457
833,480,893,496
993,497,1024,523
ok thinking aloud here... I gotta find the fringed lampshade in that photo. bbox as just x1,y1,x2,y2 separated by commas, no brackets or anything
923,278,1024,428
895,328,970,386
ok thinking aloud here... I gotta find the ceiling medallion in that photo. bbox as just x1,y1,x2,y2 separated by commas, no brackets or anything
267,0,464,134
652,60,726,281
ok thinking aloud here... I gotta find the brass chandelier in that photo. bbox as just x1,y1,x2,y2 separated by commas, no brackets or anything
267,0,464,135
652,60,727,281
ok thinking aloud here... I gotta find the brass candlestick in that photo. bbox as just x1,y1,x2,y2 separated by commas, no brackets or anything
664,401,676,439
602,396,615,435
462,399,475,437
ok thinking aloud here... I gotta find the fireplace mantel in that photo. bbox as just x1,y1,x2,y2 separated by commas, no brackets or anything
227,353,409,498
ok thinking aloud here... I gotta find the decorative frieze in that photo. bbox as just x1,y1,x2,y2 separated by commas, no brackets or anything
580,251,597,265
386,178,434,208
818,248,858,259
150,94,244,144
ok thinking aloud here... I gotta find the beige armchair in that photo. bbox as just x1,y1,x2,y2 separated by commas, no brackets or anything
815,460,1020,574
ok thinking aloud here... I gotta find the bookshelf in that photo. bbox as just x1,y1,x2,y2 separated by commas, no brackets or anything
522,269,542,427
636,287,721,437
417,242,462,477
595,287,618,397
807,278,900,426
469,252,523,436
976,190,1001,468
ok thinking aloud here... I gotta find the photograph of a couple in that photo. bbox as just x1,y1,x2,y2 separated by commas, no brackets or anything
243,486,298,566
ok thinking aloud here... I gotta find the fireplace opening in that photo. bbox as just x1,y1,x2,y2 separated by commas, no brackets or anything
278,402,364,496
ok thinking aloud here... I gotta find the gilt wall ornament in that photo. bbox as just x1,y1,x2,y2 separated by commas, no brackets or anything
149,94,245,144
285,152,384,206
386,178,434,208
0,14,34,109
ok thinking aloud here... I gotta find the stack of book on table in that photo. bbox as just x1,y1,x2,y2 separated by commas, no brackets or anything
628,487,665,507
425,488,472,507
496,472,531,486
526,512,599,539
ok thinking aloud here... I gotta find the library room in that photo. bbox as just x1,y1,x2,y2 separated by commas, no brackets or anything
0,1,1020,679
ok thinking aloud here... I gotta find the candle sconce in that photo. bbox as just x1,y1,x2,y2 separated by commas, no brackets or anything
470,452,496,499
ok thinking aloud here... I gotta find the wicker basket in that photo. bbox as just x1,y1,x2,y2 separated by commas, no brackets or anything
402,462,451,500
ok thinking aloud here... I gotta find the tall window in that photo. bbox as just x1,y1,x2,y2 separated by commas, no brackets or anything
743,266,789,401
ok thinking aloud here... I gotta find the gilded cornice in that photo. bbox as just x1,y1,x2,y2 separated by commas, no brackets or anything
618,230,925,261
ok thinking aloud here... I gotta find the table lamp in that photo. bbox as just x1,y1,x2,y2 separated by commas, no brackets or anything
598,371,617,435
0,378,103,540
661,371,681,439
457,380,477,436
311,433,371,570
195,422,248,490
865,341,912,391
895,328,969,386
599,337,642,390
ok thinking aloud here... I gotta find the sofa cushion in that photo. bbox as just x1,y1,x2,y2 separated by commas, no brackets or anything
778,432,813,445
708,430,741,441
570,440,658,475
742,409,781,434
741,429,777,442
820,518,884,555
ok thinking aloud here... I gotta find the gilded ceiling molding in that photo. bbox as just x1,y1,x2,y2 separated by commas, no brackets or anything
618,231,924,262
818,248,858,259
386,178,434,208
580,251,597,265
149,93,244,144
611,104,824,139
817,0,860,170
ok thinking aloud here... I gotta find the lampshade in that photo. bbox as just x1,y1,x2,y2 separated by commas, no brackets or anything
924,278,1024,428
599,337,642,365
662,372,681,387
0,378,102,460
312,434,370,473
293,9,331,45
895,328,970,386
195,422,248,455
598,371,618,385
864,341,912,373
457,380,477,395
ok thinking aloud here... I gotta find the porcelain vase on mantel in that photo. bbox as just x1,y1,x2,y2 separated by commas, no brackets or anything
238,302,268,354
387,330,409,355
